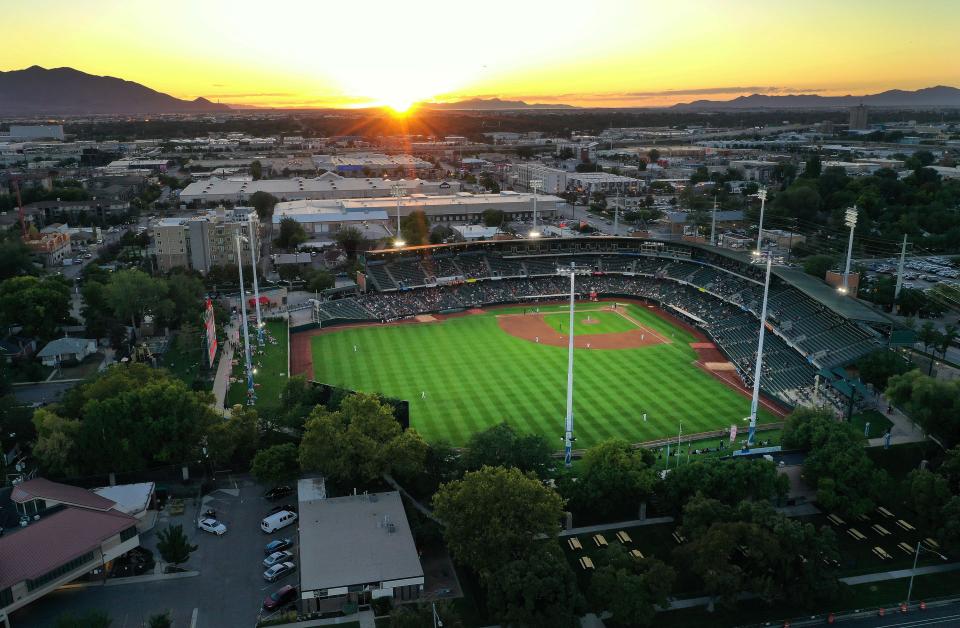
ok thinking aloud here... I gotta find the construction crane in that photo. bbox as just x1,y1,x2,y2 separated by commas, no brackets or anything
10,178,28,239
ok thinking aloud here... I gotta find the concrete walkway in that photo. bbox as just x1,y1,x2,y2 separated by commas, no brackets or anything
272,609,376,627
212,321,238,410
840,562,960,585
560,516,675,537
866,394,926,448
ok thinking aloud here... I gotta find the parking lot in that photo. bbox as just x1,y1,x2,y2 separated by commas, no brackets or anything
11,480,298,628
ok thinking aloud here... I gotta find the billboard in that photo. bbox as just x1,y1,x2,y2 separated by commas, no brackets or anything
204,297,218,368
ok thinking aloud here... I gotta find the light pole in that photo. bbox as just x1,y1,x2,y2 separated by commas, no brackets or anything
906,540,948,604
746,250,773,445
557,262,590,466
529,179,542,238
840,206,858,295
755,187,767,255
235,232,256,405
392,183,405,247
247,214,264,345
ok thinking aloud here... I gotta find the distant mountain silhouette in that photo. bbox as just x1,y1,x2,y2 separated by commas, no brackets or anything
672,86,960,110
0,66,231,114
423,97,576,110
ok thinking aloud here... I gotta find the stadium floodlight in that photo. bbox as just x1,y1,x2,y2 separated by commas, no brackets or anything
556,262,593,467
392,183,405,247
746,250,774,445
529,179,542,238
755,187,768,256
235,231,256,405
840,206,858,295
246,215,265,345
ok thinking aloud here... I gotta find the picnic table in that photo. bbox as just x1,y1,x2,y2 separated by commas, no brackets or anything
847,528,867,541
898,542,915,555
616,530,633,544
630,549,644,559
877,506,895,518
593,534,608,548
567,537,583,551
579,556,595,570
672,530,687,544
896,519,916,532
827,514,845,526
871,546,893,560
871,524,892,537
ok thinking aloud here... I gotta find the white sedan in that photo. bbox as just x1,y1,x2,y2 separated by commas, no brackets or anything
263,550,294,568
198,517,227,535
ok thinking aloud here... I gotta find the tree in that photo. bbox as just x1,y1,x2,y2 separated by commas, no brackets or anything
939,324,957,359
647,148,660,164
0,275,72,339
803,154,822,179
400,210,430,246
249,191,279,223
156,524,197,566
886,370,960,447
563,439,657,520
251,160,263,180
389,601,462,628
589,545,675,627
146,613,172,628
251,443,301,487
657,457,789,514
802,254,836,279
479,172,501,193
334,226,364,258
0,230,37,280
31,408,81,477
432,466,563,579
918,321,940,356
481,208,506,228
486,544,585,628
299,393,427,482
301,267,334,293
55,611,112,628
460,422,553,478
103,269,173,331
856,349,910,391
904,469,951,530
275,217,308,250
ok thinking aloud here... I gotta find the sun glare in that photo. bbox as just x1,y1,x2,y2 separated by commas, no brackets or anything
386,99,415,115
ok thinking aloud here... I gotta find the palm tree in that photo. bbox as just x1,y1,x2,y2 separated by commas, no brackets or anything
940,324,958,360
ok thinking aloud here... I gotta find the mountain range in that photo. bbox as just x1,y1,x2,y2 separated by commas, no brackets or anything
671,86,960,110
422,97,576,110
0,66,230,115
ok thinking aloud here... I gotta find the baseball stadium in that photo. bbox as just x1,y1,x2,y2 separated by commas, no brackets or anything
289,237,894,449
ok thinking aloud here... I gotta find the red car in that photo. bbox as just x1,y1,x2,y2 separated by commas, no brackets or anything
263,584,298,611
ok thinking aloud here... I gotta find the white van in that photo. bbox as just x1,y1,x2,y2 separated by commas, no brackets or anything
261,510,298,533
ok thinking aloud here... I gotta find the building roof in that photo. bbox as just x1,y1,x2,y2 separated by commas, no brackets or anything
772,266,893,325
12,478,116,511
297,491,423,592
181,175,454,200
92,482,154,516
0,506,135,589
36,337,95,358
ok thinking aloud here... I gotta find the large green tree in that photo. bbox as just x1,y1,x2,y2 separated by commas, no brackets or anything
299,393,427,482
251,443,300,487
103,269,173,330
886,370,960,446
0,229,36,280
432,465,563,580
156,524,197,566
249,191,278,222
461,422,553,478
657,457,788,514
400,210,430,246
562,439,657,520
486,544,585,628
275,217,308,250
589,545,675,627
0,275,72,339
334,226,365,258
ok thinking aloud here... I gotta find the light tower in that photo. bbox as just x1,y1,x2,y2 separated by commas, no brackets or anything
746,249,774,444
755,187,768,255
247,214,265,345
235,232,256,404
556,261,591,466
392,183,405,247
529,179,542,238
839,206,858,294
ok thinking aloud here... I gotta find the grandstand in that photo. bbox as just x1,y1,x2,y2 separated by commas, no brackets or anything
308,237,894,408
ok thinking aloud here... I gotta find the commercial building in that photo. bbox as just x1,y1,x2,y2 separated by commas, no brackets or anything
729,160,780,182
0,478,141,626
312,153,433,177
179,172,459,204
151,207,259,274
273,192,564,235
849,104,869,130
513,163,642,195
24,199,131,224
0,125,65,141
24,231,71,267
297,486,423,613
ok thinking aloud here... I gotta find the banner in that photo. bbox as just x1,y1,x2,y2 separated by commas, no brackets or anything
204,297,217,368
729,424,738,442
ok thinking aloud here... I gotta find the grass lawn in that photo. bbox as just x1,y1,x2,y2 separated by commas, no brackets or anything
309,303,777,446
850,409,894,439
227,320,288,409
161,335,205,386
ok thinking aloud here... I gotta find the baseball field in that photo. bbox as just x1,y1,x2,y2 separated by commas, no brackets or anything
295,301,781,447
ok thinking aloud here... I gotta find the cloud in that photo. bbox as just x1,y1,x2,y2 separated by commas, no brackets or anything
207,92,296,98
481,86,829,104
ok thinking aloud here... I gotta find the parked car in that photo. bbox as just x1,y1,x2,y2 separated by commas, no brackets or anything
263,585,298,611
263,561,296,582
264,486,292,501
198,518,227,535
264,538,293,555
267,504,297,515
263,550,294,568
261,510,298,533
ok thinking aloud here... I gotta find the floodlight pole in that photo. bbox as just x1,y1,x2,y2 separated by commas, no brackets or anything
559,261,581,467
530,179,542,236
893,234,908,313
755,188,767,255
248,214,264,345
235,232,255,404
747,252,773,445
614,192,620,235
710,193,718,246
842,206,858,294
392,183,404,245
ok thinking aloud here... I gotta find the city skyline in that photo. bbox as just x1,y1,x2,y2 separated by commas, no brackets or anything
4,0,960,112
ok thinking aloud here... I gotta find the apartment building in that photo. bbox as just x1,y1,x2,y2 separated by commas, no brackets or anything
152,207,259,274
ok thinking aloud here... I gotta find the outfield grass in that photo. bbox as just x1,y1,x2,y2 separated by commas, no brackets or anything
228,320,288,409
309,303,777,446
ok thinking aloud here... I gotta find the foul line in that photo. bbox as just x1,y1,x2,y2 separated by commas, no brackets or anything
606,304,672,344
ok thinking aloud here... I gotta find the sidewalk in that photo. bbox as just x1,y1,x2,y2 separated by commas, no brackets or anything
839,562,960,585
866,396,926,447
212,321,238,409
560,516,675,537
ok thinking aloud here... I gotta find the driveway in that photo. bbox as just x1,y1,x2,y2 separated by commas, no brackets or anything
11,480,292,628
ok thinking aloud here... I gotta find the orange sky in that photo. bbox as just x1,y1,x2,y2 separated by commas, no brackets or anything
3,0,959,109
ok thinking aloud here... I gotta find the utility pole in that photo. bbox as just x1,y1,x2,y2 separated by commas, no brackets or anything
247,214,264,345
755,188,767,255
893,234,908,313
710,193,717,246
614,191,620,235
841,206,858,295
747,252,773,445
235,232,255,405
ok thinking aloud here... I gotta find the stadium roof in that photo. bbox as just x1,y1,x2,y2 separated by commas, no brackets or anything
773,265,893,325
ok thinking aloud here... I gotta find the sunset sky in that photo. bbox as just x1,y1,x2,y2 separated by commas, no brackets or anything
4,0,959,110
